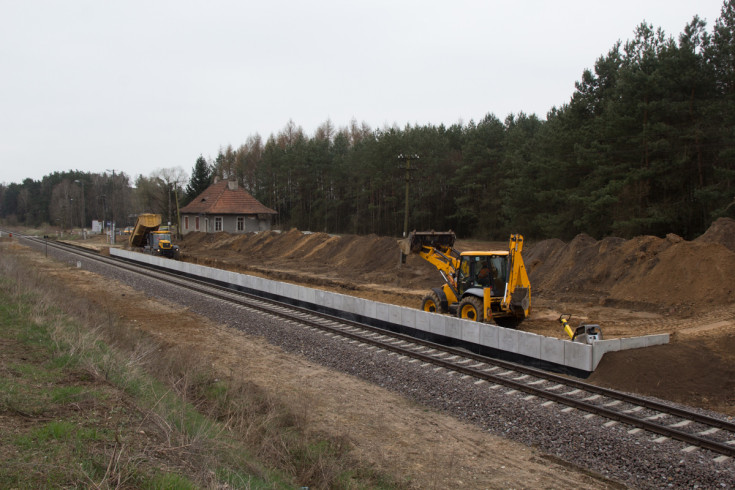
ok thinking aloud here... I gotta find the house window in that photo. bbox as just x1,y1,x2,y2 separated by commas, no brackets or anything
215,217,223,232
237,217,244,232
184,216,189,230
195,217,199,231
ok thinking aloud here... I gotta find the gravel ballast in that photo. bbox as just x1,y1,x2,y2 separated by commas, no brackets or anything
33,241,735,489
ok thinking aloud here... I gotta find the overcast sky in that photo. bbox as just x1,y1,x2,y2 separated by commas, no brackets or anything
0,0,726,185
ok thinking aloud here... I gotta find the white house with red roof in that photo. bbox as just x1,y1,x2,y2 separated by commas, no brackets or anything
179,178,277,235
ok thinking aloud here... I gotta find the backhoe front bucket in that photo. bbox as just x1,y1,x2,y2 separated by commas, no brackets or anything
400,231,456,255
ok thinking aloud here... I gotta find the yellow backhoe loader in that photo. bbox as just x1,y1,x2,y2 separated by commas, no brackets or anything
401,231,531,327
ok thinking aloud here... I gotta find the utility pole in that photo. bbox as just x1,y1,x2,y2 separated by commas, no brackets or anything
99,195,107,235
106,170,115,227
106,169,116,243
74,179,85,230
398,153,419,238
174,185,182,239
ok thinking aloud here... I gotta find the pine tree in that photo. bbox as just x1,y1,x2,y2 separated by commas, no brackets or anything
185,156,213,204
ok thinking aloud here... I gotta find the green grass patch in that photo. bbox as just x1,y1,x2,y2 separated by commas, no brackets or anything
50,385,94,404
0,247,405,489
30,420,77,442
145,472,198,490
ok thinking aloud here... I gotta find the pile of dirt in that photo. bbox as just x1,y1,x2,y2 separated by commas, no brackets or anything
587,333,735,415
180,219,735,316
525,218,735,314
175,223,735,416
695,216,735,252
179,229,438,289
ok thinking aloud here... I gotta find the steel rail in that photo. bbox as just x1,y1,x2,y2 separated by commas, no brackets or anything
20,235,735,458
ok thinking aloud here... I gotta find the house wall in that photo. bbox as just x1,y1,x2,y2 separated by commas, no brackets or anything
181,214,272,235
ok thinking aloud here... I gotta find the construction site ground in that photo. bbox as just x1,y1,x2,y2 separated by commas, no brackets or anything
62,218,733,417
172,220,735,418
6,218,734,486
1,239,618,488
77,220,735,417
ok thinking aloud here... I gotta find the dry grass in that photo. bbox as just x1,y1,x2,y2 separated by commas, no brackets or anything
0,244,402,489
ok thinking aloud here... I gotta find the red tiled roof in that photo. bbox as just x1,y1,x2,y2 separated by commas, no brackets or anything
180,180,277,215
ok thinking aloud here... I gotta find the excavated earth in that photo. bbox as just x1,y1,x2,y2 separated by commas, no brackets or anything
174,218,735,417
5,218,735,487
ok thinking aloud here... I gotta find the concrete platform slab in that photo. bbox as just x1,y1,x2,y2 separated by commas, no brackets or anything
479,324,499,349
498,327,520,353
110,248,670,374
428,312,447,337
400,307,417,329
540,337,566,365
314,289,333,309
564,341,592,372
619,334,670,350
298,287,316,306
362,299,377,320
460,320,480,344
517,331,542,359
445,317,464,341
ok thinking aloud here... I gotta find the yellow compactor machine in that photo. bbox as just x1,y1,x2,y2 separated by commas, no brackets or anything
401,231,531,327
129,214,180,259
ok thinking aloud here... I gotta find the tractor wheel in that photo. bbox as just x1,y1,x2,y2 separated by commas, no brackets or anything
421,291,447,314
458,296,484,322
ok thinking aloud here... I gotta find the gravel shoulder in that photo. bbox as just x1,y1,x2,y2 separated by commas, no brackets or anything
6,240,621,489
20,229,735,488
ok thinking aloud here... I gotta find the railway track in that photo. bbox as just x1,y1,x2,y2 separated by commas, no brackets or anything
17,235,735,462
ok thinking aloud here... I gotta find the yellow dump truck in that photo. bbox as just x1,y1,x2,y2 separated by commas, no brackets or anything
401,231,531,327
129,213,180,259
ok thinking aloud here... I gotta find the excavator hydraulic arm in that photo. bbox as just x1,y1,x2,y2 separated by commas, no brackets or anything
400,231,459,288
503,233,531,317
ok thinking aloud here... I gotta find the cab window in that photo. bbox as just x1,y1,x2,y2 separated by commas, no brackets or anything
458,255,508,294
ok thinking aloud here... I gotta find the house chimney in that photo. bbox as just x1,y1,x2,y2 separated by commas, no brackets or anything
228,179,238,190
213,176,220,184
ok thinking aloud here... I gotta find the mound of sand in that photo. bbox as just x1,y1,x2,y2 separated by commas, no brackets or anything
179,229,436,287
179,219,735,313
171,223,735,418
694,217,735,252
525,220,735,311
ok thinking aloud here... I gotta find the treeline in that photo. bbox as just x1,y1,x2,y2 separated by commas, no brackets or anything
211,3,735,240
0,168,187,231
3,2,735,240
0,170,134,231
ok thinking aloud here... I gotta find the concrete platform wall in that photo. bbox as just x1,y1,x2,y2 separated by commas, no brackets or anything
111,248,668,373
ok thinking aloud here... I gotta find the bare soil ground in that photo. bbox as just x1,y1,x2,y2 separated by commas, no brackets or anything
11,218,733,485
64,219,735,418
2,240,619,488
169,220,735,417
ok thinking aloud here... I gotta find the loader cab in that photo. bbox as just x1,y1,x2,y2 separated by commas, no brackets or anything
147,231,180,259
149,231,171,250
457,252,509,297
